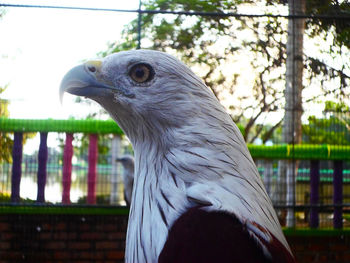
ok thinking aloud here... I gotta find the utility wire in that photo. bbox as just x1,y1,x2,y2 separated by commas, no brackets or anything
1,3,350,20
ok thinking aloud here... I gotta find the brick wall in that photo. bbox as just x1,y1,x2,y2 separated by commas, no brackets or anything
0,214,127,263
288,233,350,263
0,213,349,263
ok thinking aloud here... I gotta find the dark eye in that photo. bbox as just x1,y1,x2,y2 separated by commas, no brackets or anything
129,63,154,83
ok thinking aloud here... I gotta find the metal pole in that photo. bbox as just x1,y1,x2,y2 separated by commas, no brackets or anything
36,132,48,203
286,160,296,227
333,160,343,228
310,160,320,228
11,132,23,203
137,0,142,49
263,160,273,197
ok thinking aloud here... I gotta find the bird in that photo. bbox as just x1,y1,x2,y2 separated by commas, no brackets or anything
60,49,295,263
115,155,135,206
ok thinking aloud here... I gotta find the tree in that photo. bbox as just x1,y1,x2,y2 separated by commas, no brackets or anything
0,9,11,163
303,101,350,145
0,86,36,163
102,0,350,145
0,85,13,163
101,0,283,143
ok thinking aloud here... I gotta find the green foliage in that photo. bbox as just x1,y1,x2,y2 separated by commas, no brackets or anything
0,192,11,202
69,98,123,163
0,192,36,204
324,100,349,113
74,133,113,165
0,86,13,163
306,0,350,48
103,0,286,143
102,0,240,79
0,90,44,163
56,132,115,165
303,101,350,145
0,86,9,118
256,123,282,144
77,194,110,205
99,0,350,144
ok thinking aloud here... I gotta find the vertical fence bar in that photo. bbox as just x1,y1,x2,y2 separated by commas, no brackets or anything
87,134,98,204
263,160,273,197
36,132,48,203
333,160,343,229
11,132,23,203
286,161,296,227
110,135,121,205
62,133,74,204
310,160,320,228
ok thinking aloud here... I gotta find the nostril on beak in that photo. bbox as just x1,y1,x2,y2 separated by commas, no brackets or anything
88,66,96,73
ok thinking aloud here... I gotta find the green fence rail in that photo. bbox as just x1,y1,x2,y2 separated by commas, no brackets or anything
249,144,350,161
0,117,123,135
1,118,350,160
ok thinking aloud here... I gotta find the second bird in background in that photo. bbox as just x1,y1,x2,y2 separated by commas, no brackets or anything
116,155,134,206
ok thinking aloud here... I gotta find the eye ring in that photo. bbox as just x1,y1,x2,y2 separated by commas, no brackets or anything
129,63,154,83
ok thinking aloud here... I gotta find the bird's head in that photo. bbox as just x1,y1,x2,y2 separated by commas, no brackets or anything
60,50,224,147
116,155,135,171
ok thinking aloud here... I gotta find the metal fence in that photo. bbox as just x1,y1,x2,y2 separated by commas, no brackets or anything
1,118,350,230
1,1,350,231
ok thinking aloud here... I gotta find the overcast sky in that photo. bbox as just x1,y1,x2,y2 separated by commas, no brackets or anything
0,1,140,153
0,0,139,119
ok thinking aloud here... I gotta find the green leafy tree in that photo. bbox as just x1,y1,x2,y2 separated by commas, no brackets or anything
0,86,13,163
0,12,11,163
101,0,350,144
303,101,350,145
0,86,37,163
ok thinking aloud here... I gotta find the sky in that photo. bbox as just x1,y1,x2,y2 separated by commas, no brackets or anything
0,1,141,153
2,1,337,122
0,0,139,120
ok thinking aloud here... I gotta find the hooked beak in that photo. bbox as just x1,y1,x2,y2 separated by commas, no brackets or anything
59,60,135,103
